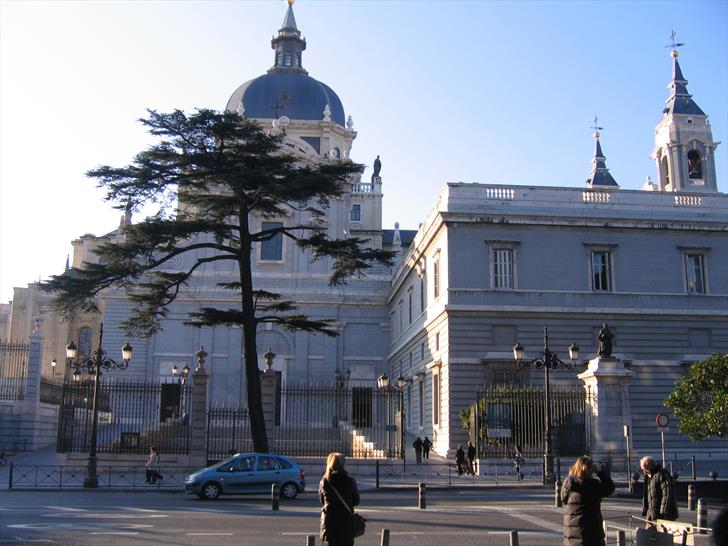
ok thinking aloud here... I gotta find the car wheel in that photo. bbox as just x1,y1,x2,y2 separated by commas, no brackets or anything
280,482,299,500
201,482,222,500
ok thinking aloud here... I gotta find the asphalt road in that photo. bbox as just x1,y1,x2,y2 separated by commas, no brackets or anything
0,487,660,546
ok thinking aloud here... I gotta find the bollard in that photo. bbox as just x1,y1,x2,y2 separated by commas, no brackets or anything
509,530,519,546
687,483,696,511
555,479,562,507
305,535,315,546
617,530,626,546
8,462,13,490
380,528,390,546
418,482,426,509
697,498,707,533
271,483,279,511
376,460,380,489
691,455,696,481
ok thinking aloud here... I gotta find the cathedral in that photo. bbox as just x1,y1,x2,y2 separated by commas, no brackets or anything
2,2,726,462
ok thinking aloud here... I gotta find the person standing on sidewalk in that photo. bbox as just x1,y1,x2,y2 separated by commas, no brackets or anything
466,441,476,475
640,455,678,524
561,455,615,546
145,446,162,483
319,452,361,546
455,445,466,475
422,437,432,461
412,437,423,464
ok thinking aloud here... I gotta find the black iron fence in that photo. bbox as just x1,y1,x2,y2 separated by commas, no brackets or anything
475,386,588,459
40,379,63,405
0,341,29,401
56,379,192,455
207,383,400,461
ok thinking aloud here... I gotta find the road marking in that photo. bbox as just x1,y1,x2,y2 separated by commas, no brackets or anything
187,532,235,536
493,506,563,533
89,531,139,536
4,537,58,544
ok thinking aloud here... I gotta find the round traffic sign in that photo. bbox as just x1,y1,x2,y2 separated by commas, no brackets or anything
656,412,670,428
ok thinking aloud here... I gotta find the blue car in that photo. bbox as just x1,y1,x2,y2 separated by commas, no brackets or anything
185,453,305,500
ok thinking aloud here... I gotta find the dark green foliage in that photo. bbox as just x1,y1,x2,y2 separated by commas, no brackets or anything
664,353,728,441
41,108,395,452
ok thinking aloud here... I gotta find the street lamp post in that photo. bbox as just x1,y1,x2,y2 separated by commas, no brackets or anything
51,358,57,380
333,368,350,428
377,373,408,471
66,323,132,488
512,326,579,485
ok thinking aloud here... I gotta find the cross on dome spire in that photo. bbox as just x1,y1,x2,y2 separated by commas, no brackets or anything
661,31,704,117
585,116,618,188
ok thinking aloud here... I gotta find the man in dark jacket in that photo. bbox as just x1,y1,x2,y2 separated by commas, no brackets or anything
640,455,678,523
455,445,465,475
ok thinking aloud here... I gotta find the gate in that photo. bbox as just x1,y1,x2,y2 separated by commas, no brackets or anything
475,386,588,459
0,341,29,401
207,383,400,461
56,379,192,455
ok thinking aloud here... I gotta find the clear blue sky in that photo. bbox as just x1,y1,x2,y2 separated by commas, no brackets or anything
1,0,726,304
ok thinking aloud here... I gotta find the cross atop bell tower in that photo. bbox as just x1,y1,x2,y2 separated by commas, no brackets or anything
652,32,720,193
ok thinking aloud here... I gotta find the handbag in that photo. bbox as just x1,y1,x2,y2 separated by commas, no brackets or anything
328,480,366,538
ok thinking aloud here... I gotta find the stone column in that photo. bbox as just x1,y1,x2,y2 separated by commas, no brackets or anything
578,357,633,465
189,347,209,468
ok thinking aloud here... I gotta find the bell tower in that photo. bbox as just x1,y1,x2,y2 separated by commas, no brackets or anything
652,36,719,193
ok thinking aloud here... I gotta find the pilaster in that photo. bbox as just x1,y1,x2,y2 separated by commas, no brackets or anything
189,365,209,468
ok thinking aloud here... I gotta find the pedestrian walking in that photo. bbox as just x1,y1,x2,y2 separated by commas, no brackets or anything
422,437,432,460
561,455,615,546
455,444,465,475
467,441,476,475
513,445,525,480
412,437,423,464
640,455,678,524
145,446,162,483
320,452,361,546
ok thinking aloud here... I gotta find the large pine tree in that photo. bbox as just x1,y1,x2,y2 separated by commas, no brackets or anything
43,109,393,452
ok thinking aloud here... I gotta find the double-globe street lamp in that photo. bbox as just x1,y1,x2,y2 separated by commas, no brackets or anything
66,323,132,488
377,373,407,470
512,326,579,485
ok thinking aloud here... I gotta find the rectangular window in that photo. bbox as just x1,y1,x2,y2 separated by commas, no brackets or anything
432,371,440,426
435,332,440,352
261,221,283,261
420,274,426,312
407,288,413,324
350,204,361,222
685,254,705,294
591,251,611,291
493,249,514,289
418,380,424,428
420,343,425,361
433,257,440,299
398,300,403,334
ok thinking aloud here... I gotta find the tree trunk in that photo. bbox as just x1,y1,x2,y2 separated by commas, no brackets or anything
239,210,269,453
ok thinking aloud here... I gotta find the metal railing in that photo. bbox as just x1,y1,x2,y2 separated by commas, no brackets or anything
475,386,588,459
0,340,29,401
208,384,400,461
56,379,192,455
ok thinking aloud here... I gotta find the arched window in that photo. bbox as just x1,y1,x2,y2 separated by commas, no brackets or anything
79,327,93,358
687,150,702,179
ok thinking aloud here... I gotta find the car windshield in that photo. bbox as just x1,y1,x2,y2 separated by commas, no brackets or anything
214,456,239,470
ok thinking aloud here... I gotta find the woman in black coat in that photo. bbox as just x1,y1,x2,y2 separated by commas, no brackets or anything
561,455,615,546
320,452,360,546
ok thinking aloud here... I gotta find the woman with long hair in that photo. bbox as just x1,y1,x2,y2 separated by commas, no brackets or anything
561,455,615,546
319,452,360,546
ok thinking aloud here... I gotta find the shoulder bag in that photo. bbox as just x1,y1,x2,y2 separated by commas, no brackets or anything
328,479,366,538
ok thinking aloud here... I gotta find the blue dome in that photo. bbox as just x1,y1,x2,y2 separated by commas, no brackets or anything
226,71,346,126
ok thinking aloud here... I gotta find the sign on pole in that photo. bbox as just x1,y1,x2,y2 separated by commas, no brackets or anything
655,412,670,431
